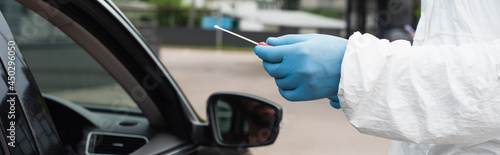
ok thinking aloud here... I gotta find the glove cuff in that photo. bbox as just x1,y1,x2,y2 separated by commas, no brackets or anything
328,96,341,109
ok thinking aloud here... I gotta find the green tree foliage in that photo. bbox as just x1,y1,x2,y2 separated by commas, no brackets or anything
412,0,421,17
147,0,190,27
301,8,344,19
147,0,183,8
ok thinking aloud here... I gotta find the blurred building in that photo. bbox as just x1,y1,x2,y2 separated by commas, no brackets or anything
201,0,345,35
299,0,346,10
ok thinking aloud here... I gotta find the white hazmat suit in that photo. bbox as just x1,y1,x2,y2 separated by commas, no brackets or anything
338,0,500,154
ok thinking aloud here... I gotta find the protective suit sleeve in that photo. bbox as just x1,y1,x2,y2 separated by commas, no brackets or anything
338,32,500,145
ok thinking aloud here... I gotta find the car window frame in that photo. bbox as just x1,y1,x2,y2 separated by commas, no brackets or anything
16,0,205,143
0,10,66,154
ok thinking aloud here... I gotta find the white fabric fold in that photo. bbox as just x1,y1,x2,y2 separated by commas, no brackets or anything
338,0,500,154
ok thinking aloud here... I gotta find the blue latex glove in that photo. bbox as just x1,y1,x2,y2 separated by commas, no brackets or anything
254,34,347,109
329,96,340,109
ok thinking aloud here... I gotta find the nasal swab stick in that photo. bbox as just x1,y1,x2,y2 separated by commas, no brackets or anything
214,25,259,45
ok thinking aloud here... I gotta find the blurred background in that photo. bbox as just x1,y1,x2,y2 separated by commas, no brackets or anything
113,0,421,53
115,0,421,154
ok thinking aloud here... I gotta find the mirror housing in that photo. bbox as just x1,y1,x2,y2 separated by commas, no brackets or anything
207,92,282,147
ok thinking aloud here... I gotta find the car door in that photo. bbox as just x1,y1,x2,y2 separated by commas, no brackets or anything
3,1,280,154
0,11,66,155
4,0,207,154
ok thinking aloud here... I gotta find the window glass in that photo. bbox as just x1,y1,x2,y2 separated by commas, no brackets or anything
2,1,138,109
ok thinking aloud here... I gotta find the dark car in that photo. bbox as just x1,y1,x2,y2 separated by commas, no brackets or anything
0,0,282,154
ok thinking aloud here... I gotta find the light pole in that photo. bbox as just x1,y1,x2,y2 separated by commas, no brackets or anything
215,3,223,51
188,0,196,29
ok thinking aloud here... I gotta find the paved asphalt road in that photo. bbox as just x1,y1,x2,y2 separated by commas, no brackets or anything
159,47,391,155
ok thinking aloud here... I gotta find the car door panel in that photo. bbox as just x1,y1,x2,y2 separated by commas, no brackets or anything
2,0,278,154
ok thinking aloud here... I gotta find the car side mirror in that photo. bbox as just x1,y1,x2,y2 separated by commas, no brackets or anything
207,92,282,147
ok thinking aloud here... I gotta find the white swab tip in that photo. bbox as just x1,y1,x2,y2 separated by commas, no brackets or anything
214,25,220,29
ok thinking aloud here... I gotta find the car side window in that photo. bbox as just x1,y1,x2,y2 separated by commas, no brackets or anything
2,1,139,110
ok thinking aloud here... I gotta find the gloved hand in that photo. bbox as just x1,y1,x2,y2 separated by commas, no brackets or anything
254,34,347,109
